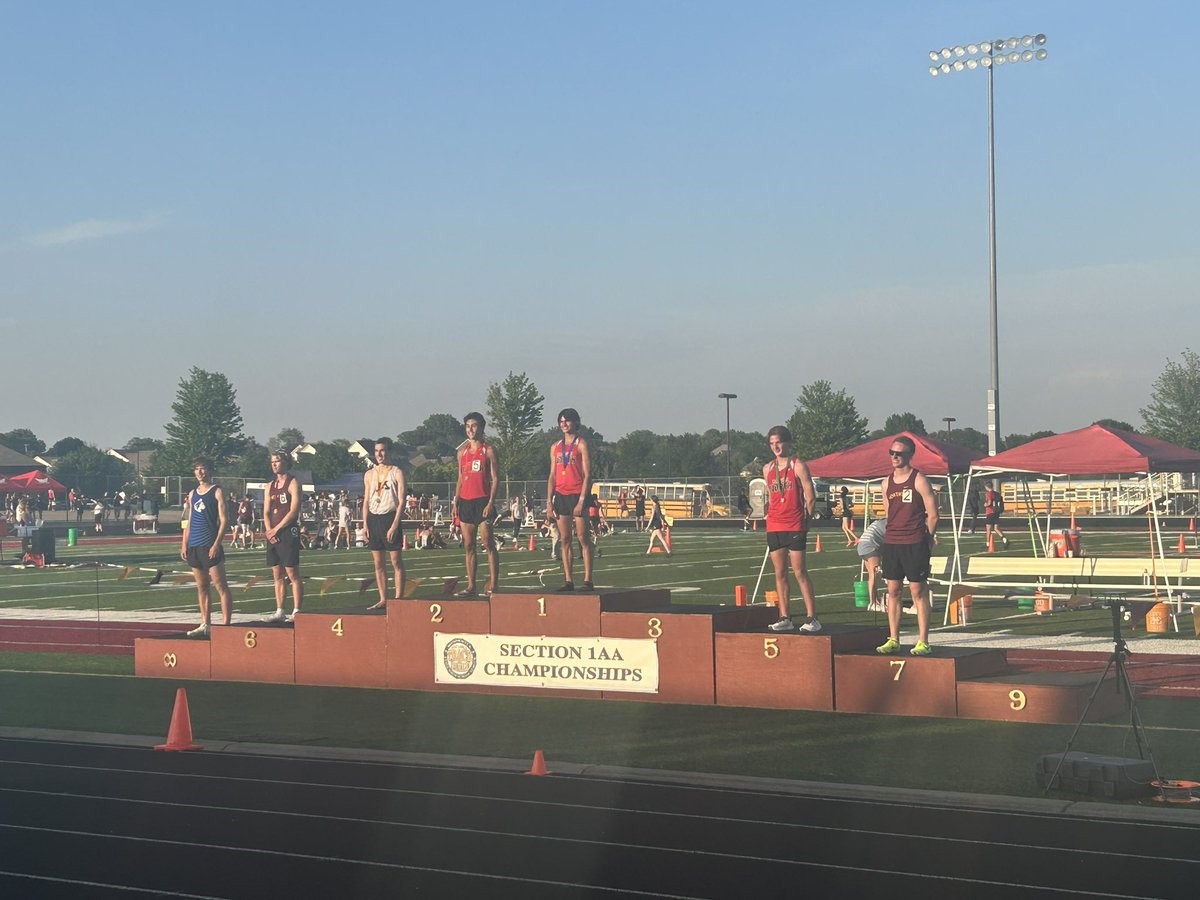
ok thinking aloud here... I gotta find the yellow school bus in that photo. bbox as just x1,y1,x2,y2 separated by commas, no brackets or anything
591,482,729,521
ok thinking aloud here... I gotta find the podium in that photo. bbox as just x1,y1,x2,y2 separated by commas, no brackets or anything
134,589,1115,724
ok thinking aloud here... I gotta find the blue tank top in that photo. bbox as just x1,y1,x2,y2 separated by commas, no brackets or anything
187,486,222,548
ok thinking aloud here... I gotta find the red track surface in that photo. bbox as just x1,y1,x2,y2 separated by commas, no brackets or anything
1006,649,1200,699
0,620,184,656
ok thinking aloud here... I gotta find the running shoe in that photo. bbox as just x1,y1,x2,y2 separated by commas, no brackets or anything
187,623,209,638
910,640,933,657
799,617,822,633
261,609,285,623
875,637,900,655
768,617,796,632
454,588,477,598
285,612,296,623
558,582,575,593
582,580,594,591
1002,537,1010,548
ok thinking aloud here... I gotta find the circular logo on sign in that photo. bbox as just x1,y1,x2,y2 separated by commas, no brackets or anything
443,638,477,679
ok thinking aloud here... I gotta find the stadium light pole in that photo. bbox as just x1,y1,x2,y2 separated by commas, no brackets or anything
718,393,737,507
929,34,1048,456
943,416,956,441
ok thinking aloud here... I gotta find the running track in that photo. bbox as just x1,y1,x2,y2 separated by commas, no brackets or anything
0,735,1196,898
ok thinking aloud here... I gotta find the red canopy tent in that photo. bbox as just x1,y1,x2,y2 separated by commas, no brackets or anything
808,432,983,479
973,424,1200,477
960,425,1200,622
0,470,67,494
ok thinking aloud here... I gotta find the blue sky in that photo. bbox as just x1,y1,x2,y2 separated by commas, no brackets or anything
3,1,1196,451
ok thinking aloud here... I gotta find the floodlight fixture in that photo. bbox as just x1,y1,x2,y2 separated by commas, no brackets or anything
925,31,1049,456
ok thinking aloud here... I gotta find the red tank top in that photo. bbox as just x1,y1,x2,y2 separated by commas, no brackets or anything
766,458,805,532
268,475,296,527
884,470,927,544
459,443,492,500
555,436,584,494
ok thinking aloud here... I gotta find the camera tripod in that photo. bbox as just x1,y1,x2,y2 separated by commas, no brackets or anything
1042,595,1161,796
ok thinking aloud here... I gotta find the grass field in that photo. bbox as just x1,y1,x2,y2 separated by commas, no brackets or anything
2,523,1195,646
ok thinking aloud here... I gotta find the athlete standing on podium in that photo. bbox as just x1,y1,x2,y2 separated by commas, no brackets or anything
875,435,939,657
763,426,821,633
261,451,303,623
363,437,406,609
180,457,233,637
453,412,500,596
546,408,594,592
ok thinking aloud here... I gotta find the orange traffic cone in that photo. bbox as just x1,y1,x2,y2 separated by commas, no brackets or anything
664,527,672,553
402,533,409,550
752,519,758,531
1179,533,1187,555
1190,517,1197,533
525,749,549,776
1069,509,1077,530
987,531,996,553
528,533,536,552
813,534,822,553
155,688,203,752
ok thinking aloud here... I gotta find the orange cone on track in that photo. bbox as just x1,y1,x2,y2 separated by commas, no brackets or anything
1190,518,1197,534
525,749,549,776
664,527,672,553
1070,510,1077,530
1179,533,1188,555
752,519,758,531
987,532,996,553
155,688,203,752
528,533,536,552
813,534,822,553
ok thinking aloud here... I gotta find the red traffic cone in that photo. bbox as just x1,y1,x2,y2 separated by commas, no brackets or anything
155,688,203,752
752,519,758,531
813,534,822,553
525,749,550,776
528,533,536,552
1190,518,1197,534
987,531,996,553
664,527,672,553
1179,533,1187,555
1069,509,1077,530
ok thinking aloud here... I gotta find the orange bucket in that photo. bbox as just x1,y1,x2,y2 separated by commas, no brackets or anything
1146,602,1171,633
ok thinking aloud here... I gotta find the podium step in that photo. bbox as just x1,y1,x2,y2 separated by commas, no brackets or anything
134,633,211,680
834,646,1007,717
387,597,490,690
957,669,1126,724
715,624,886,710
210,623,295,684
295,609,388,688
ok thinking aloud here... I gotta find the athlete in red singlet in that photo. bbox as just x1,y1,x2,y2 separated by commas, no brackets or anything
763,426,820,633
453,412,500,596
876,435,939,657
545,407,594,592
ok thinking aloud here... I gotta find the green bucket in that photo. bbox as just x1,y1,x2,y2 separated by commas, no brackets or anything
853,580,870,608
68,528,78,547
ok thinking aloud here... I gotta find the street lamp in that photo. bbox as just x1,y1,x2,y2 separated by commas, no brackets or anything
942,416,957,441
929,34,1048,456
718,393,737,507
